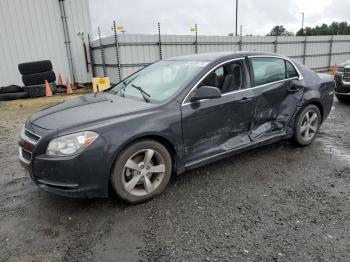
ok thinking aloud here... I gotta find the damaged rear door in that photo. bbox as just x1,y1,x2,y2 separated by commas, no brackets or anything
248,56,303,140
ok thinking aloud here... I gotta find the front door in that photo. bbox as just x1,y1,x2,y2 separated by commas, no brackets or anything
181,59,256,165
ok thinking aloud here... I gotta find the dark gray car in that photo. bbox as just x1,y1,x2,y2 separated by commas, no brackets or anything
334,60,350,102
19,52,334,203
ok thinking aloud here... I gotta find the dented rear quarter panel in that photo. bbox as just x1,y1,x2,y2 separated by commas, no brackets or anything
295,62,334,122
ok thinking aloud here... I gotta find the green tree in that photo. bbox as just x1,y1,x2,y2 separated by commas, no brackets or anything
296,21,350,36
267,25,293,36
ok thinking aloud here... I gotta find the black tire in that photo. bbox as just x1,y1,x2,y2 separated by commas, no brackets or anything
22,71,56,86
336,94,350,103
18,60,52,75
0,92,28,101
293,104,321,146
23,82,56,98
0,85,23,94
55,84,67,94
111,140,172,204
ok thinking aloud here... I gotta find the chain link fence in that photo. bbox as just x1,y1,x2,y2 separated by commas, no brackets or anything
89,23,350,83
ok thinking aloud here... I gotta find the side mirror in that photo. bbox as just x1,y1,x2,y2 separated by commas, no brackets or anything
190,86,221,102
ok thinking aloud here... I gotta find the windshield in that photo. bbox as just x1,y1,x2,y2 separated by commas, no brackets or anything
108,60,208,103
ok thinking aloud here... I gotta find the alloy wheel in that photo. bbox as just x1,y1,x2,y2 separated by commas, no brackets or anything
300,109,319,142
121,149,166,197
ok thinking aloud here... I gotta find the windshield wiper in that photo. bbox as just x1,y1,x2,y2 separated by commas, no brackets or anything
108,80,127,96
131,84,151,103
120,80,127,97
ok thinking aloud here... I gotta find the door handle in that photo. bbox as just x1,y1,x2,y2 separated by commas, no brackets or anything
238,97,252,103
288,86,302,93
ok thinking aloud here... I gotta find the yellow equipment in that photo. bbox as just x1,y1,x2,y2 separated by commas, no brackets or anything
92,77,111,93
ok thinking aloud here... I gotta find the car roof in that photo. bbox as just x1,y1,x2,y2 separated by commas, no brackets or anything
165,51,284,62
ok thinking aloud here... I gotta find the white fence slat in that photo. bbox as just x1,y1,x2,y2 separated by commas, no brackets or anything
90,34,350,82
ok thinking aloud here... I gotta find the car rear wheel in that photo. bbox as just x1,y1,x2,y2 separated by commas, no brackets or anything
111,140,172,204
293,104,321,146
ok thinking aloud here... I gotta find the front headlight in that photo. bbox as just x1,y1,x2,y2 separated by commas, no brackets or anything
46,131,99,156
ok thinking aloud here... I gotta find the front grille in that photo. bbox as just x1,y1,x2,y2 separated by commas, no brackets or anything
19,127,41,164
20,127,41,145
19,147,32,164
21,148,32,161
344,68,350,82
24,130,40,142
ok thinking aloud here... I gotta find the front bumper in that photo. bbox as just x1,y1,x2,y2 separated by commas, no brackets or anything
19,126,110,198
334,74,350,95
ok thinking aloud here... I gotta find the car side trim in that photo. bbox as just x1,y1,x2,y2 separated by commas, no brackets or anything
185,146,241,168
185,133,285,168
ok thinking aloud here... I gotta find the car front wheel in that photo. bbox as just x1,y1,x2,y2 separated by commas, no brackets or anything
111,140,172,204
293,104,321,146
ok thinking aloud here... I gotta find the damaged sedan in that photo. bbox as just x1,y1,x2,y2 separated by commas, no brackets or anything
19,52,334,203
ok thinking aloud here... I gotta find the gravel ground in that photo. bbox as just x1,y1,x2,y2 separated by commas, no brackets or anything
0,96,349,262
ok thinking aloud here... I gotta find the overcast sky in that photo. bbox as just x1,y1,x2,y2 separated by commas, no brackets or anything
89,0,350,37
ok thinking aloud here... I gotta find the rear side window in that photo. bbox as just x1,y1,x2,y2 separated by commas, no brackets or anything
251,57,286,86
286,60,298,78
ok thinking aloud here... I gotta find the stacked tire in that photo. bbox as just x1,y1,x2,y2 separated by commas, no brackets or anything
18,60,57,98
0,85,28,101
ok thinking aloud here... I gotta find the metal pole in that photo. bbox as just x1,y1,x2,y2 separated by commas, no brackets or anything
87,33,96,77
98,27,106,77
113,21,122,82
303,36,307,65
195,24,198,54
158,22,162,60
235,0,238,36
81,33,89,73
274,35,278,53
59,0,76,83
328,35,334,70
239,25,242,51
301,12,304,36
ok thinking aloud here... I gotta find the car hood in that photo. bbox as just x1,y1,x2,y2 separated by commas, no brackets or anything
30,93,154,131
317,73,334,83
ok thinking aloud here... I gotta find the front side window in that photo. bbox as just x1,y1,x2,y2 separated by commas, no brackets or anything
251,57,286,86
198,61,243,94
109,60,208,103
184,61,243,103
